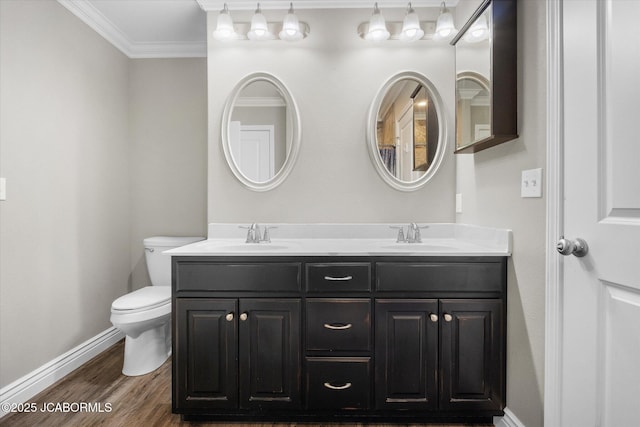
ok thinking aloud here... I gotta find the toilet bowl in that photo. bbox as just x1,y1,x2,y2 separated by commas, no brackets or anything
110,236,203,376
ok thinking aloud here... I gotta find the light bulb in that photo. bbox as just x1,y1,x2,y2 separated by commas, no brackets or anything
248,3,273,40
279,3,304,41
364,3,390,42
399,3,424,42
434,1,457,40
213,3,236,41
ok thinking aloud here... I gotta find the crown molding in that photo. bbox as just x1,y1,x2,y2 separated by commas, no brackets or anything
57,0,206,58
197,0,458,12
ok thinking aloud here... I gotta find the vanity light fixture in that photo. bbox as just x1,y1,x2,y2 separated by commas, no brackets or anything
279,3,304,41
463,13,489,43
399,3,424,42
364,3,390,42
213,3,237,41
434,1,458,40
248,3,275,40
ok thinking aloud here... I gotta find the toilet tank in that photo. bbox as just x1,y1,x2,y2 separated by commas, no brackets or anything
144,236,204,286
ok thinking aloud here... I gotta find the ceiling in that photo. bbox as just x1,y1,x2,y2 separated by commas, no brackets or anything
57,0,458,58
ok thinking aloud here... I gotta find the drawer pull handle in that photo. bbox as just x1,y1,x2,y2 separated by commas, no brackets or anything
323,382,352,390
323,323,353,330
324,275,353,281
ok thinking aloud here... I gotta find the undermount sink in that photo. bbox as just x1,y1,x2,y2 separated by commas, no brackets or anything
221,244,290,251
378,243,456,251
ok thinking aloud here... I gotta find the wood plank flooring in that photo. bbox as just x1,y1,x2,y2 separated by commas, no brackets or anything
1,341,493,427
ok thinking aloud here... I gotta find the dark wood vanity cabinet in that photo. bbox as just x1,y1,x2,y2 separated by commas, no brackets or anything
174,297,301,411
173,256,506,422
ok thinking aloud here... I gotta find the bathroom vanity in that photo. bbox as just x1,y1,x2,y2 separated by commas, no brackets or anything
169,224,510,423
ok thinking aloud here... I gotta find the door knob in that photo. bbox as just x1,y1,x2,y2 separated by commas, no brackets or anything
240,312,248,321
430,314,438,322
225,313,234,322
443,313,453,322
556,237,589,257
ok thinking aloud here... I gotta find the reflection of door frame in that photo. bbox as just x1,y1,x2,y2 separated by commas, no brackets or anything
397,101,413,181
229,122,275,181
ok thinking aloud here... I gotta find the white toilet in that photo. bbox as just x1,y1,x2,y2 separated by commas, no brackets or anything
110,236,203,376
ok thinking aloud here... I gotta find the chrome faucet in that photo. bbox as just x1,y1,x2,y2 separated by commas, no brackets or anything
390,223,428,243
240,223,276,243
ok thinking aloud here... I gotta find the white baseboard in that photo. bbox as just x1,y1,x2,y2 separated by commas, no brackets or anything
0,327,124,419
494,407,526,427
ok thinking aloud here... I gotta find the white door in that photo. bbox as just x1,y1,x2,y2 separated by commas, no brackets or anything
552,0,640,425
229,122,275,182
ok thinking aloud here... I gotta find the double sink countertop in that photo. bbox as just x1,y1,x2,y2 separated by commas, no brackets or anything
165,223,512,257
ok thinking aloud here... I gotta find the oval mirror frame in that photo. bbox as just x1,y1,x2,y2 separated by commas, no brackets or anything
367,71,448,192
221,72,301,191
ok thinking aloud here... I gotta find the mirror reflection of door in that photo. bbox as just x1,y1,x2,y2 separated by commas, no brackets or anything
230,80,287,183
376,78,438,182
229,122,274,182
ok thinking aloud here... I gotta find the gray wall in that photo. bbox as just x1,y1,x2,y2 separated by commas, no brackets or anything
129,59,208,290
455,1,546,426
0,2,207,387
207,8,456,223
0,0,130,386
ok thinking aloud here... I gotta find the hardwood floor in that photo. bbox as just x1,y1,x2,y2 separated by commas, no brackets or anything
1,341,493,427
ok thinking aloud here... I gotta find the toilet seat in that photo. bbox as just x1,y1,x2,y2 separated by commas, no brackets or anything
111,286,170,314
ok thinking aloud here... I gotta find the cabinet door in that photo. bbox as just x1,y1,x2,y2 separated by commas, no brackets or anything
239,299,301,409
174,298,238,410
440,299,505,411
375,299,438,410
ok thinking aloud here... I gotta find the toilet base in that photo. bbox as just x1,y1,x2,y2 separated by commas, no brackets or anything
122,322,171,376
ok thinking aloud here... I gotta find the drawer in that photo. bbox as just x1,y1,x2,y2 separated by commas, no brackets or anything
306,299,371,351
306,357,371,410
174,260,301,292
306,263,371,292
376,261,503,293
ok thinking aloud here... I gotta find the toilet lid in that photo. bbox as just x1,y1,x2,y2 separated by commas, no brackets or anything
112,286,170,311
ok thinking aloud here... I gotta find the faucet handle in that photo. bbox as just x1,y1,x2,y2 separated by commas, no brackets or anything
239,223,258,243
262,226,277,243
413,224,429,243
390,226,406,243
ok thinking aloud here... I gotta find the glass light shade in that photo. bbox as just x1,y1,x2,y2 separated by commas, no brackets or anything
213,7,236,41
399,5,424,42
279,4,304,41
464,14,489,43
364,3,390,42
248,4,272,40
434,3,457,40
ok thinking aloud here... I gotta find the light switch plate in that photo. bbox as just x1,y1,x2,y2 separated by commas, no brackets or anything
521,168,542,198
0,178,6,201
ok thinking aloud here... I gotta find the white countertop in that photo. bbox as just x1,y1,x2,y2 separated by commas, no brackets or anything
165,223,512,257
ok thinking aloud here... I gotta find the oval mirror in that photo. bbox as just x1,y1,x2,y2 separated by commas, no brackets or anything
221,73,301,191
367,71,447,191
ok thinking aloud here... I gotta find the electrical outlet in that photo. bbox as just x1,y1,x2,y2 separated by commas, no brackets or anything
521,168,542,198
0,178,6,201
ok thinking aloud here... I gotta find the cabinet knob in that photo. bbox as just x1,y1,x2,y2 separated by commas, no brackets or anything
429,313,438,322
443,313,453,322
225,313,234,322
240,312,248,321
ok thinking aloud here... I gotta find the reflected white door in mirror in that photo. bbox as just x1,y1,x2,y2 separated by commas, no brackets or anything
367,71,447,191
222,72,301,191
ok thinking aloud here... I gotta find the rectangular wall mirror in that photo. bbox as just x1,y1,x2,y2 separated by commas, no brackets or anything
453,0,517,153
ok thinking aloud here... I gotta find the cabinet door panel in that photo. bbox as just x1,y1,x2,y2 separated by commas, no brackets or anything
174,299,238,410
239,299,301,409
375,299,438,410
440,299,505,411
